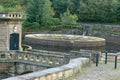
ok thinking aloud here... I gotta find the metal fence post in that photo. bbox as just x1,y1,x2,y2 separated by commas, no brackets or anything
96,53,99,66
105,52,108,64
114,55,117,69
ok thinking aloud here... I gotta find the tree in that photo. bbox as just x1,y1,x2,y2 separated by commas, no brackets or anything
115,2,120,21
26,0,54,27
60,9,78,27
0,0,24,12
51,0,68,18
76,0,118,22
0,5,4,12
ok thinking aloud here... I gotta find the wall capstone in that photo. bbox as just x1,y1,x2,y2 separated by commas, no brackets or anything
3,57,89,80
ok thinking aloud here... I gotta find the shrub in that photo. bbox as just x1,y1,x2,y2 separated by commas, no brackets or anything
60,9,78,27
22,21,32,28
51,18,60,25
31,22,40,29
0,5,4,12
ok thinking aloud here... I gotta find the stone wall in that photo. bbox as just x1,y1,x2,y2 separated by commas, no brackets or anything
78,23,120,44
23,29,82,37
0,21,9,50
25,34,105,51
3,58,89,80
23,23,120,45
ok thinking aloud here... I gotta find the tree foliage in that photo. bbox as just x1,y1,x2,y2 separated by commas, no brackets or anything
67,0,119,23
60,9,78,27
1,0,120,28
51,0,68,18
26,0,54,27
0,5,4,12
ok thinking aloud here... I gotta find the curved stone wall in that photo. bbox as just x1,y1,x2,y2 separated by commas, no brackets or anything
25,34,105,48
3,57,89,80
22,44,32,51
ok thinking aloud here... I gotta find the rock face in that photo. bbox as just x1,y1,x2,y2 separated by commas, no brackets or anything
25,34,105,50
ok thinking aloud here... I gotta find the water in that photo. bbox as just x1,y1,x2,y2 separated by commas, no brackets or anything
26,41,120,53
26,43,105,52
82,31,86,36
0,73,11,79
106,42,120,52
1,41,119,79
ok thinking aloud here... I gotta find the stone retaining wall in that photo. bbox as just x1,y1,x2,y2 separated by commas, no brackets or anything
23,23,120,45
25,34,105,49
78,23,120,44
3,58,89,80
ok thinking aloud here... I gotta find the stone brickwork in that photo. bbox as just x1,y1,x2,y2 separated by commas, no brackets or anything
0,12,23,51
3,57,89,80
0,22,8,50
23,23,120,45
0,50,70,75
25,34,105,49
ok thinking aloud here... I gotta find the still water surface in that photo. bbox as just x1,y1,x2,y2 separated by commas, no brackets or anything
1,42,120,79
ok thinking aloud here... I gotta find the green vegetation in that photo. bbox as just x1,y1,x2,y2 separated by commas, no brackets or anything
60,9,78,27
26,0,54,26
1,0,120,31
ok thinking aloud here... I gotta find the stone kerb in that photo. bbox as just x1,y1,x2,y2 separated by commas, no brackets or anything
3,58,89,80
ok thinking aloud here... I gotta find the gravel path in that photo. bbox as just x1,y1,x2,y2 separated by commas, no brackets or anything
74,62,120,80
63,62,120,80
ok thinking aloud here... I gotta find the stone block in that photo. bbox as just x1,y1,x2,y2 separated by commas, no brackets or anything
34,78,40,80
64,69,73,78
51,73,57,80
39,76,46,80
46,74,52,80
57,72,63,78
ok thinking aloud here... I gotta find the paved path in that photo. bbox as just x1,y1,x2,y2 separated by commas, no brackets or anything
73,62,120,80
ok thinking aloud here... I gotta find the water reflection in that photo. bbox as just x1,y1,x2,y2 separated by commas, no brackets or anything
0,72,11,79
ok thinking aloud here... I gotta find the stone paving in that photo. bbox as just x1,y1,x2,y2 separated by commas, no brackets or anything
65,62,120,80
